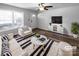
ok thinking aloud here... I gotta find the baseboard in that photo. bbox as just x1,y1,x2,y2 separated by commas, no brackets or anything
32,28,38,31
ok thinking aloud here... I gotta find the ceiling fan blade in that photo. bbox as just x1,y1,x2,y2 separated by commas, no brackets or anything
45,6,53,8
38,3,45,6
44,7,48,10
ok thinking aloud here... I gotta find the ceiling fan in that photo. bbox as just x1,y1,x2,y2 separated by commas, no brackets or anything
38,3,53,11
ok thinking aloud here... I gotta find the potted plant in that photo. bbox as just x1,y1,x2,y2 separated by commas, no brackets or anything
71,22,79,38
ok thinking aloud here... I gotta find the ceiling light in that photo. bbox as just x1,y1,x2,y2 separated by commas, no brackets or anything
39,7,44,11
32,14,36,17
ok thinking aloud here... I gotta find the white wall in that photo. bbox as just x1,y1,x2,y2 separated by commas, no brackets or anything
25,13,38,29
37,6,79,35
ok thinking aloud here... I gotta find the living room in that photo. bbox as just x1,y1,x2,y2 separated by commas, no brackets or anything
0,3,79,56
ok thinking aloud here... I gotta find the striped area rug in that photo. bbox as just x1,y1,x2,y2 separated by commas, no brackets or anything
15,33,35,49
15,34,54,56
30,39,54,56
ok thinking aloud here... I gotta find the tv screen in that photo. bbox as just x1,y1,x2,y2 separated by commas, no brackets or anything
51,16,62,24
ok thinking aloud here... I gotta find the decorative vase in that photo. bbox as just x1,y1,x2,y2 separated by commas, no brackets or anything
35,33,40,38
73,34,78,38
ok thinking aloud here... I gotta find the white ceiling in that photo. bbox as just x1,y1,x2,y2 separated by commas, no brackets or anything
6,3,38,8
6,3,79,11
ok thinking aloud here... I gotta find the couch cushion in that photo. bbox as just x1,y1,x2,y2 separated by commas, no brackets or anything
9,38,23,56
1,35,12,56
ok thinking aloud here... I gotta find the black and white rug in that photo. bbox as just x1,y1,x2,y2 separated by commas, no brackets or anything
14,34,55,56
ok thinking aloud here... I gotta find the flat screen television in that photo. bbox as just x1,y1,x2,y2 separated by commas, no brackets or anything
51,16,62,24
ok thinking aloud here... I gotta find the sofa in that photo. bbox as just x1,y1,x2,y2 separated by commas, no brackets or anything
0,26,33,56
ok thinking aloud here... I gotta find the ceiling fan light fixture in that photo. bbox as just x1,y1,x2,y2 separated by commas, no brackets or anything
39,7,44,11
38,3,53,11
38,3,45,11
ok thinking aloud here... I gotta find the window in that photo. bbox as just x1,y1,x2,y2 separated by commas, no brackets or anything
14,11,24,26
0,10,24,27
0,10,12,25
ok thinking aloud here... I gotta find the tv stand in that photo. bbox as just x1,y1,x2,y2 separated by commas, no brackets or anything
48,24,64,34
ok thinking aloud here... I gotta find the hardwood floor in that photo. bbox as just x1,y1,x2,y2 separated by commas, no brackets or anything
32,28,79,56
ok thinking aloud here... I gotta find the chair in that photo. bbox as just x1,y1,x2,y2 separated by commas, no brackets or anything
18,26,32,36
58,42,73,56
